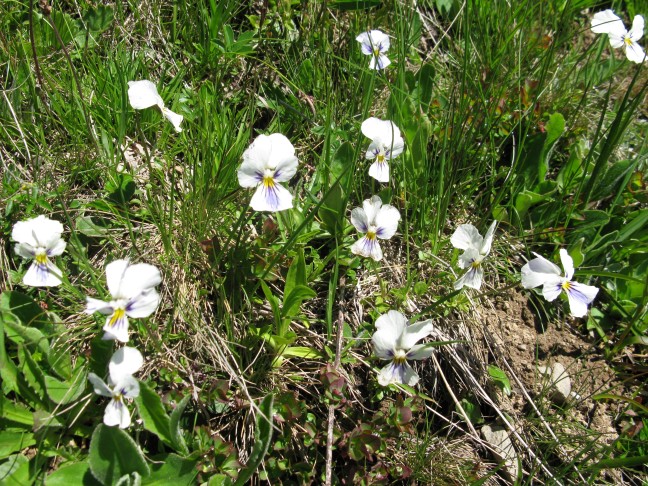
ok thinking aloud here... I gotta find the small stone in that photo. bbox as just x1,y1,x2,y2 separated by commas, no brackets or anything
517,344,527,351
481,424,519,480
538,362,571,404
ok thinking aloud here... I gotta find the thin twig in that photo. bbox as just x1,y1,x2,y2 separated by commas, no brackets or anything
325,275,346,486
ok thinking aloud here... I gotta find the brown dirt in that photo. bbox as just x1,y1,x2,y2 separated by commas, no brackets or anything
481,290,621,441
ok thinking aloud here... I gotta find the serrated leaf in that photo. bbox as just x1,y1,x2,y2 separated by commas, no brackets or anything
169,395,191,455
283,249,307,302
0,291,53,332
75,215,109,237
134,382,173,447
0,312,19,393
234,393,274,486
0,396,34,427
88,424,150,484
17,346,47,403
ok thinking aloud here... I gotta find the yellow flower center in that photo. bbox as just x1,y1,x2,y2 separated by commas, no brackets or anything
393,349,407,365
561,281,571,291
109,308,126,327
366,230,377,240
263,175,275,188
377,153,385,163
373,47,380,56
112,393,122,402
625,35,633,46
35,252,48,265
471,260,481,269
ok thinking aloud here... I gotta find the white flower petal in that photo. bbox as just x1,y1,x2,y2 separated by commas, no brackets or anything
541,276,565,302
399,319,435,350
457,247,480,270
47,239,67,257
629,15,644,42
591,10,626,37
375,54,391,70
559,249,574,281
88,373,113,397
111,375,140,399
109,347,144,381
23,260,62,287
386,135,404,159
125,289,160,318
407,343,435,360
454,266,484,290
14,243,35,259
162,107,183,132
272,155,298,183
103,312,130,343
362,195,383,224
375,205,400,240
242,134,273,170
127,80,163,110
350,207,369,233
104,399,132,429
85,297,114,315
625,41,646,63
368,160,390,182
120,263,162,300
105,259,130,298
450,224,483,251
356,32,374,55
249,181,293,212
375,310,407,341
521,253,561,289
480,220,498,255
377,361,418,386
237,155,265,188
365,140,381,160
565,281,599,318
265,133,297,171
12,215,64,249
351,236,383,260
361,118,400,142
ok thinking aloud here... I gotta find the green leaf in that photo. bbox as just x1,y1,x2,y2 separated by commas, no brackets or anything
45,461,102,485
88,424,150,484
134,382,173,447
17,346,48,403
0,453,30,485
328,141,354,192
318,183,345,235
0,432,35,460
281,285,316,319
207,475,233,486
617,209,648,243
280,346,323,359
234,393,274,486
283,249,307,302
330,0,382,10
141,454,198,485
514,189,551,217
83,6,114,32
169,395,191,455
487,365,511,396
417,63,435,108
0,396,34,427
568,239,585,268
0,291,52,332
75,215,109,237
44,367,87,405
0,312,19,393
107,174,136,205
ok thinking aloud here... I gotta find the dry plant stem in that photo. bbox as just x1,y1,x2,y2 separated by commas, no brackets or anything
325,275,346,486
494,341,587,483
431,353,480,438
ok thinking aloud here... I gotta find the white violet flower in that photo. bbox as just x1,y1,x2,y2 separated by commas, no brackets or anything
237,133,299,212
372,310,435,386
361,117,405,182
88,346,143,429
591,10,645,63
350,195,400,261
127,80,184,132
12,215,66,287
356,30,391,70
450,220,497,290
85,259,162,343
521,249,599,318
